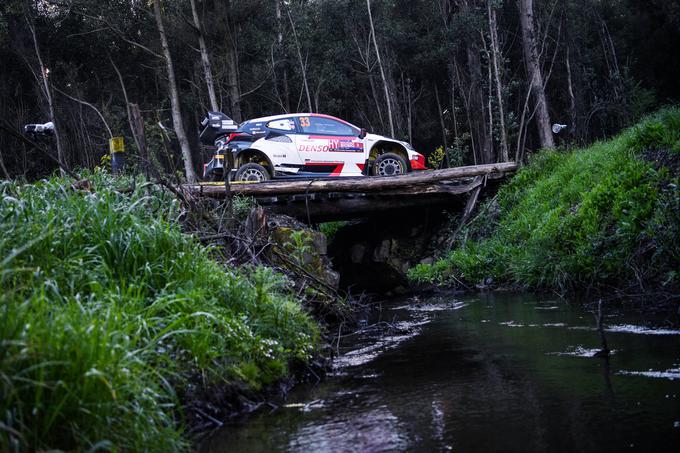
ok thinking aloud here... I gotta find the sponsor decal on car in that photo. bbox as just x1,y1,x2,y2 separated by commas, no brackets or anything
298,139,364,153
334,139,364,151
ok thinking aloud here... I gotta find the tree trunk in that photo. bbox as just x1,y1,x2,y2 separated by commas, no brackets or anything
28,18,67,175
454,59,477,164
518,0,554,149
488,0,509,161
454,0,492,164
153,0,197,183
449,62,459,144
129,104,149,178
466,43,493,163
368,74,385,131
217,6,243,121
434,83,448,161
403,74,413,144
286,5,313,112
0,147,10,180
272,0,290,113
111,56,150,181
366,0,395,137
190,0,219,112
226,42,243,122
565,45,577,138
481,32,495,161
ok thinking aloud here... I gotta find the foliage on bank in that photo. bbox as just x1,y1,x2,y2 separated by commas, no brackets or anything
0,173,318,451
410,107,680,293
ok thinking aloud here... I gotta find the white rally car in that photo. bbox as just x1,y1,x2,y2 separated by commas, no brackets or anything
200,112,427,181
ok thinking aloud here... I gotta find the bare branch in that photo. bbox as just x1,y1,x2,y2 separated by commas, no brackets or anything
53,86,113,138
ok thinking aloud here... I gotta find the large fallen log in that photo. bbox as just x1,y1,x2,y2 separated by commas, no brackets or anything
375,179,482,196
190,162,517,197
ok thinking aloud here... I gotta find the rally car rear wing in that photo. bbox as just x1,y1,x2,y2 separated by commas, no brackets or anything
199,112,238,146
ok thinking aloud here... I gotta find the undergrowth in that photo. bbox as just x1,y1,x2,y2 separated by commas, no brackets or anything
409,107,680,293
318,221,348,243
0,172,318,451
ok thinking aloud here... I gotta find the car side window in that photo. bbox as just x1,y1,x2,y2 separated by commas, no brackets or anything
298,116,355,136
266,118,296,132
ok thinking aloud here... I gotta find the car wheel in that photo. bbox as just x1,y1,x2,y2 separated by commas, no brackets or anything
234,163,270,182
373,153,407,176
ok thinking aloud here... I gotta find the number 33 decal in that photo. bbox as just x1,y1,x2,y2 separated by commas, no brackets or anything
299,117,311,128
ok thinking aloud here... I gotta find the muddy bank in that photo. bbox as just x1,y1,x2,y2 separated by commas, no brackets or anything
183,357,329,439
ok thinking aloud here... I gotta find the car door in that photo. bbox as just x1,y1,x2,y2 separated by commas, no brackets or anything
294,116,365,176
261,117,301,173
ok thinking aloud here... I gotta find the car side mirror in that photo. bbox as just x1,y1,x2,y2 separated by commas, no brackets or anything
358,128,367,139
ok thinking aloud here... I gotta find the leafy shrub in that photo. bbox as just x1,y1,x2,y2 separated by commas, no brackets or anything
627,106,680,153
427,143,467,169
427,146,446,169
232,194,257,218
318,221,347,243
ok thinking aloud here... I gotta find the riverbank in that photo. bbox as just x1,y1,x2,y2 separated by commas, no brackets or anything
409,107,680,305
0,174,322,451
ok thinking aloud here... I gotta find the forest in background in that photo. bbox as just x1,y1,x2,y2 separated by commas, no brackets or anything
0,0,679,181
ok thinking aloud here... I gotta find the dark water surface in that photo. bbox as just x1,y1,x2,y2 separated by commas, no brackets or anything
202,293,680,452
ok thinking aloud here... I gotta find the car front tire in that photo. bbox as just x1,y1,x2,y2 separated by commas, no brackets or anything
373,152,407,176
234,163,271,182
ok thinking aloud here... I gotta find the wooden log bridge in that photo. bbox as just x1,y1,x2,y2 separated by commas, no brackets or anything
188,162,517,222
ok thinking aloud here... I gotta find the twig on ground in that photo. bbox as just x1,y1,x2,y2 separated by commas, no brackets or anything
193,407,224,428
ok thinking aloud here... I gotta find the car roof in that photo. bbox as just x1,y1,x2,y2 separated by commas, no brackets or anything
244,113,358,129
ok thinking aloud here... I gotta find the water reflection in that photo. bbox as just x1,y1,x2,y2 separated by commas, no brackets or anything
202,293,680,452
288,406,410,452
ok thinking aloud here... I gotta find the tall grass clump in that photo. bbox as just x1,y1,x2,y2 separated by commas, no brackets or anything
0,172,318,451
410,107,680,292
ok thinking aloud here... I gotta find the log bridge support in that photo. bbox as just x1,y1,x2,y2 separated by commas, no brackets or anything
187,162,517,223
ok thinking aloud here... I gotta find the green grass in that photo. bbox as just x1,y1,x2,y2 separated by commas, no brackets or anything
0,172,319,451
317,221,348,243
409,107,680,292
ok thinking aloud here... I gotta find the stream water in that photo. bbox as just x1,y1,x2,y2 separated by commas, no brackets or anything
202,293,680,452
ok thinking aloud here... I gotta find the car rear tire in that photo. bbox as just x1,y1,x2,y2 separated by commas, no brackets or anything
373,153,407,176
234,163,271,182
